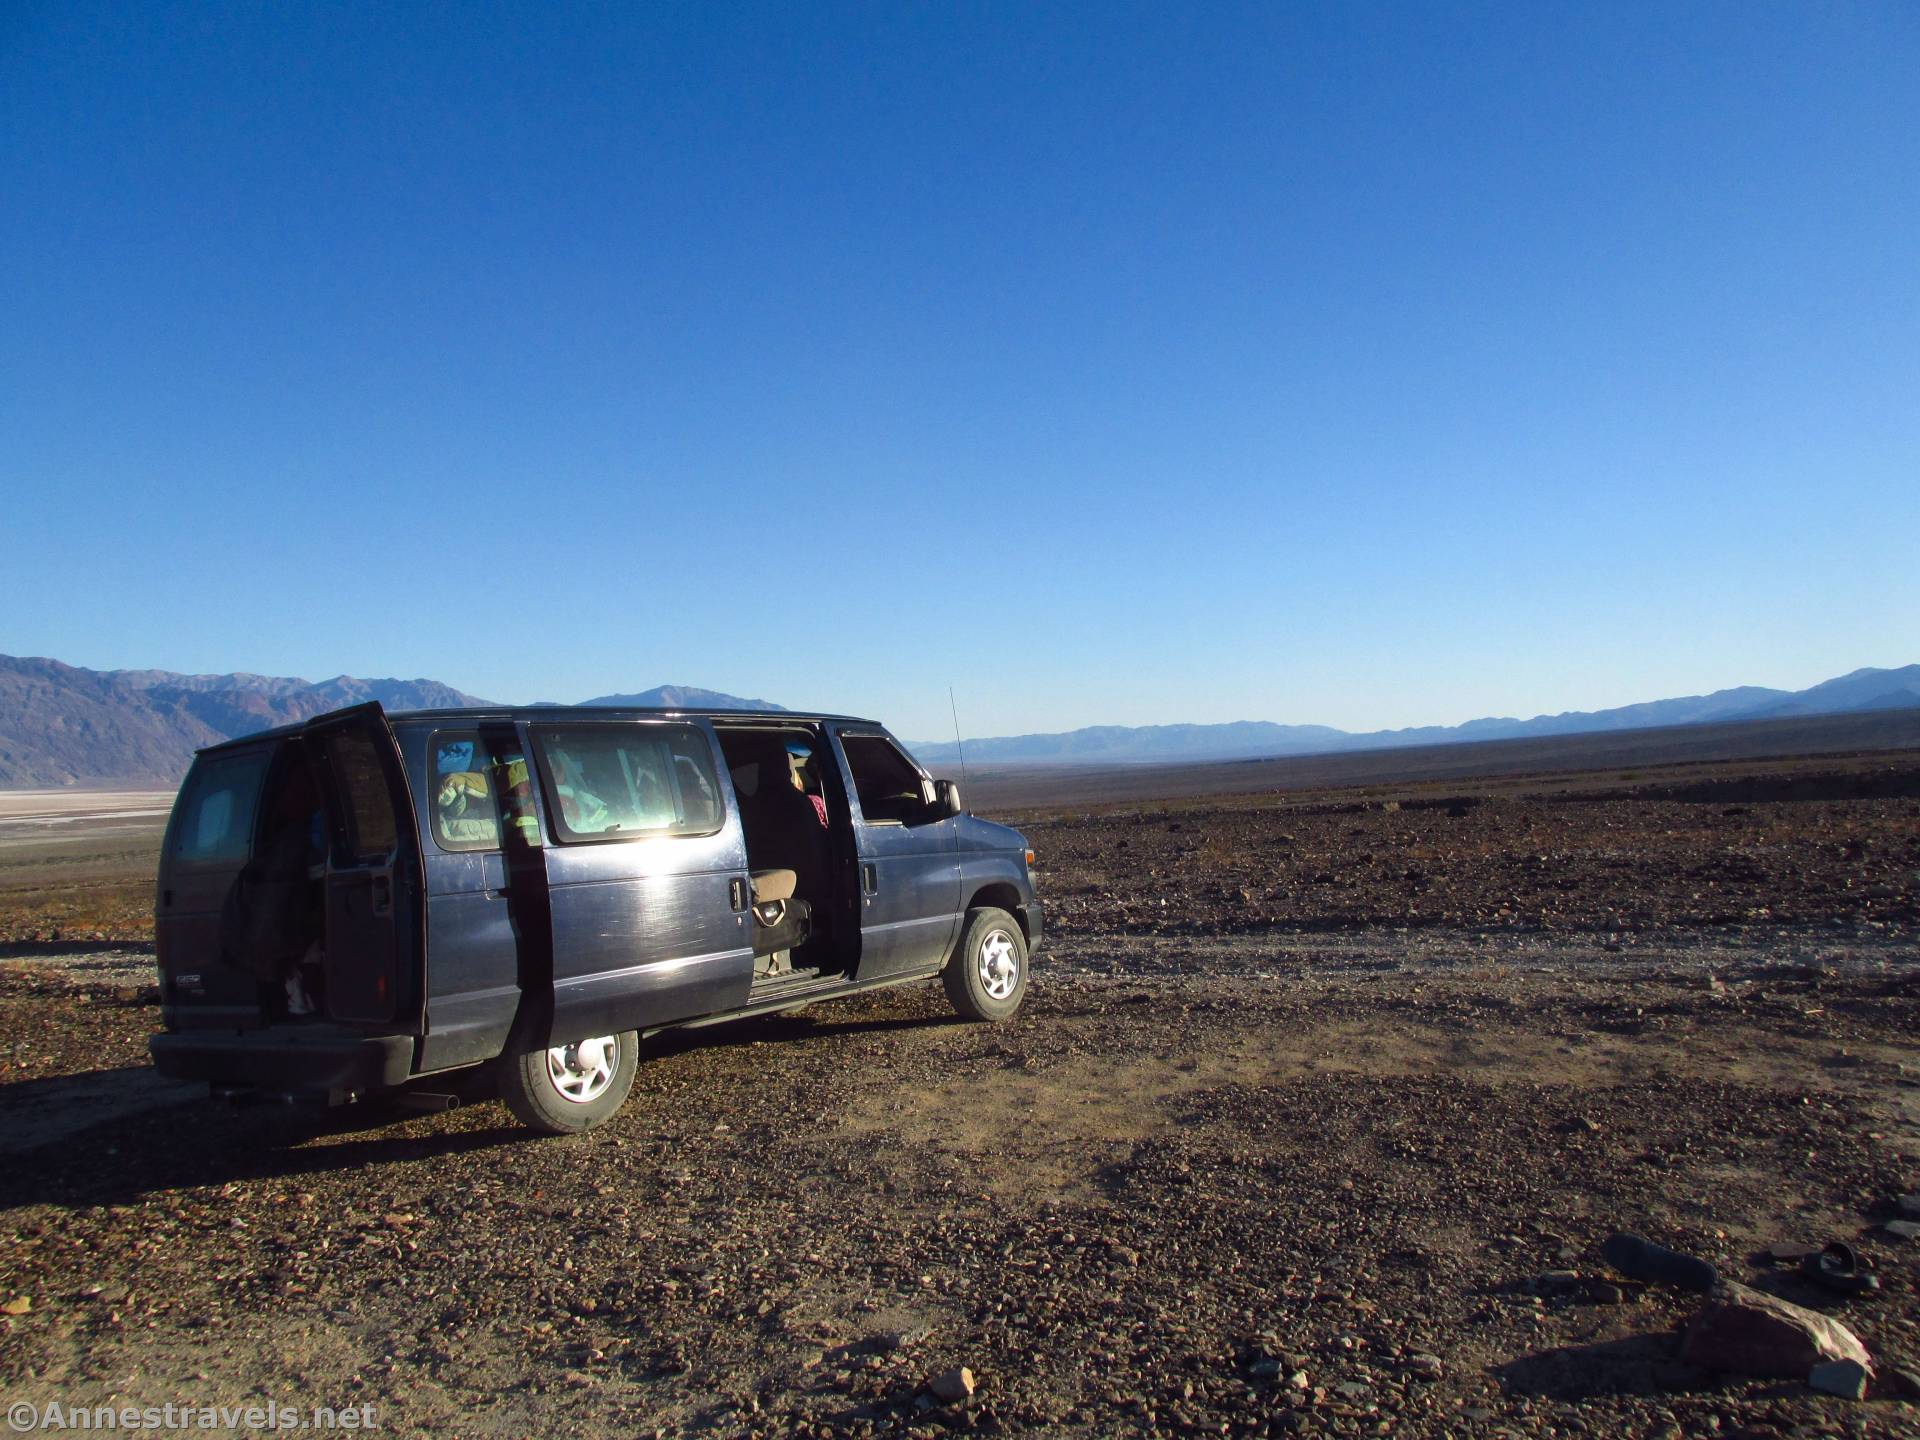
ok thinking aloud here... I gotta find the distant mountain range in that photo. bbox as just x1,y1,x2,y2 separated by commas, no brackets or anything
0,656,778,787
567,686,785,711
910,665,1920,766
3,653,1915,787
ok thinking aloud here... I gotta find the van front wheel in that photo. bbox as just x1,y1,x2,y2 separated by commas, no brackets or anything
944,907,1029,1022
497,1031,639,1134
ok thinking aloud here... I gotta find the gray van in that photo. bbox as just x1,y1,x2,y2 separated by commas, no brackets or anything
150,702,1040,1132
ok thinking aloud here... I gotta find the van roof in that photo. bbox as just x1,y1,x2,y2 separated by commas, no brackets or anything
194,704,884,755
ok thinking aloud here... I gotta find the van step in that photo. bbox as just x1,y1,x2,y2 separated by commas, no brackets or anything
748,966,823,998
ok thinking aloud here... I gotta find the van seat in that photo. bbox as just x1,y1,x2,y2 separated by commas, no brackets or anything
750,868,797,905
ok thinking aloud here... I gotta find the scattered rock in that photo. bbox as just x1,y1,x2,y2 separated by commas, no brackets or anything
1680,1282,1872,1379
1898,1193,1920,1219
928,1367,975,1403
1602,1232,1718,1292
2,1296,30,1316
1882,1219,1920,1242
1808,1358,1869,1399
1405,1352,1443,1380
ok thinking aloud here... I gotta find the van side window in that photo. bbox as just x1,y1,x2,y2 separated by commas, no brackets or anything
532,725,722,843
840,734,932,825
171,752,270,863
430,732,541,852
316,727,402,862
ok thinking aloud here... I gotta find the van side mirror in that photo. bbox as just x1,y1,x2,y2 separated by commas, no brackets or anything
932,779,963,819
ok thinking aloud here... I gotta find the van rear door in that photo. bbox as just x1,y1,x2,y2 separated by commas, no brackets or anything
305,704,423,1028
157,745,276,1026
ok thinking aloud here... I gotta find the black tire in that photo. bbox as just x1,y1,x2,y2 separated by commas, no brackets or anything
943,906,1029,1022
496,1030,639,1134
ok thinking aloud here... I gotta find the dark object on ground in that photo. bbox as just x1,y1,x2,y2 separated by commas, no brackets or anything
1801,1241,1881,1296
1680,1281,1872,1379
1601,1232,1718,1292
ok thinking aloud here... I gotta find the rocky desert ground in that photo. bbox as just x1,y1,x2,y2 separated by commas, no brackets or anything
1,749,1918,1438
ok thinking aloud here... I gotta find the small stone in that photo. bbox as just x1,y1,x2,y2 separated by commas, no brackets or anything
2,1296,29,1316
1539,1270,1580,1288
1590,1282,1628,1305
1808,1359,1869,1400
1898,1194,1920,1219
1406,1353,1443,1380
1892,1367,1920,1399
1287,1370,1310,1390
1882,1219,1920,1242
1110,1245,1141,1267
1248,1358,1283,1380
929,1366,975,1403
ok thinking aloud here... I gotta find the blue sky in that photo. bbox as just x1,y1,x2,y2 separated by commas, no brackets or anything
4,3,1916,740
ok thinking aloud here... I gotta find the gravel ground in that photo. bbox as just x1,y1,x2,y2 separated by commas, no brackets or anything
1,774,1918,1438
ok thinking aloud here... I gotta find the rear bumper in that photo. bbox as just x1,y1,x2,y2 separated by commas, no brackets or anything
150,1026,415,1097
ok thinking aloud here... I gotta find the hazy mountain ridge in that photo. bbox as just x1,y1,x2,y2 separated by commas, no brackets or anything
577,686,785,711
0,656,496,787
0,657,784,787
5,654,1916,786
913,665,1920,765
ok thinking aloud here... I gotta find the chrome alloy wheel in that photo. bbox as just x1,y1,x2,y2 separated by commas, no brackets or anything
546,1035,619,1104
978,929,1020,1001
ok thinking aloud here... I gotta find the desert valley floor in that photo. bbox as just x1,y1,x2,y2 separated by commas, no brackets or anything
1,746,1917,1438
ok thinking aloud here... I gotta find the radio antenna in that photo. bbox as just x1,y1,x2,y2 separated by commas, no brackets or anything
948,686,970,788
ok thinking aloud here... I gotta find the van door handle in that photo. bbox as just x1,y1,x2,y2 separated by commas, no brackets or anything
861,863,877,896
729,876,749,911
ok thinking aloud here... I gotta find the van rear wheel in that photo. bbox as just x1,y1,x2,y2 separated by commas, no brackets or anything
943,906,1029,1022
497,1031,639,1134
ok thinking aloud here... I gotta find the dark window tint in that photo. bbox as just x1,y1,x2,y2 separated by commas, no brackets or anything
840,734,930,825
532,724,722,843
171,752,270,864
429,731,542,852
320,726,400,861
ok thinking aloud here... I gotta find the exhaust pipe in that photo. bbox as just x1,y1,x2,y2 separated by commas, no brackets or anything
396,1091,461,1113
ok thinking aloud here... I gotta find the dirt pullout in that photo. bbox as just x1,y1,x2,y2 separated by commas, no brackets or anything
3,940,1918,1439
